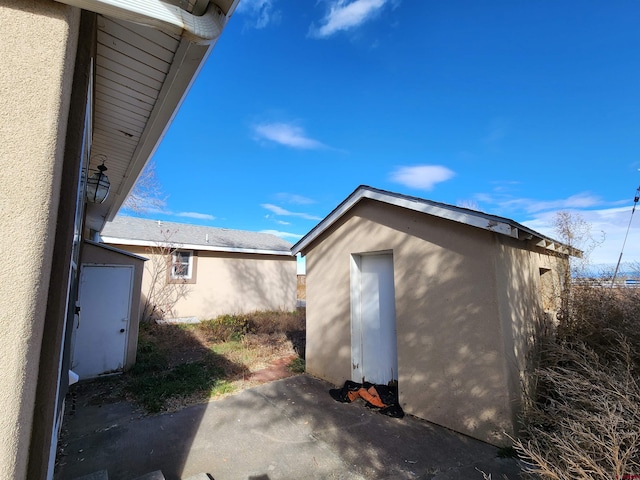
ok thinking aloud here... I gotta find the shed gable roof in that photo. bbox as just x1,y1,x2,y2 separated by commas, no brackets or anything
291,185,577,257
101,216,293,255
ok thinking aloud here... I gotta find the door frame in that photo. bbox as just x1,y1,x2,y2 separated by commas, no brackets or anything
350,250,398,384
73,263,134,379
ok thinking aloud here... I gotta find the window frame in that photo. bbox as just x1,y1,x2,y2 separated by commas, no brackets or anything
170,250,194,281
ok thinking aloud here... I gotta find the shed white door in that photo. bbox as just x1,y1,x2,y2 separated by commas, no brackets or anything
351,253,398,384
73,265,133,379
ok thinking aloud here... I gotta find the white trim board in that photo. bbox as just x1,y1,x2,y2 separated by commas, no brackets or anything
291,185,578,257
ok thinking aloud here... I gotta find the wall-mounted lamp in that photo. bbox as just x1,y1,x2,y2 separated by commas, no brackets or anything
86,155,111,204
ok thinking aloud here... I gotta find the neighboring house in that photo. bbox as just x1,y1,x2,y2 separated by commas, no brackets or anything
0,1,238,479
291,185,574,446
101,216,298,320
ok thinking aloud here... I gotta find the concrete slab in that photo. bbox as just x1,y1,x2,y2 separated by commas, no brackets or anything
131,472,165,480
55,375,522,480
182,475,213,480
72,470,108,480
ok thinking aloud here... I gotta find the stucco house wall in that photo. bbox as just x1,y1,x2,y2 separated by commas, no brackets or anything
494,239,564,428
1,2,239,478
299,192,568,445
112,245,297,320
0,3,81,478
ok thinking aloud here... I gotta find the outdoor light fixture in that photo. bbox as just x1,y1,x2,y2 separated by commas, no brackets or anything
86,155,111,204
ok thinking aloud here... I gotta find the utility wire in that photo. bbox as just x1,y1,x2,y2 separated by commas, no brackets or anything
611,185,640,287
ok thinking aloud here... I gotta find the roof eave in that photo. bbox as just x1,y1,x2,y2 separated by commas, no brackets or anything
291,185,577,257
101,236,294,257
85,38,212,233
84,239,149,261
82,1,240,233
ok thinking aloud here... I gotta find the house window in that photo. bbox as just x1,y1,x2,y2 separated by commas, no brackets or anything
171,250,193,280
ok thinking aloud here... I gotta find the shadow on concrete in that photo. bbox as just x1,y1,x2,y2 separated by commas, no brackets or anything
54,319,247,480
54,374,522,480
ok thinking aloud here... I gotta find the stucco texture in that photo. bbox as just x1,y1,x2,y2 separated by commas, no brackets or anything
303,198,566,445
0,1,80,478
114,246,297,320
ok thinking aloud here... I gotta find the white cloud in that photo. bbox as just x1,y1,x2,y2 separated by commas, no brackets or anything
389,165,455,190
260,229,304,240
522,205,640,265
275,192,316,205
262,203,323,221
476,192,602,215
522,193,602,213
474,189,640,266
176,212,216,221
125,205,216,222
483,118,509,145
236,0,281,29
309,0,388,38
253,122,326,149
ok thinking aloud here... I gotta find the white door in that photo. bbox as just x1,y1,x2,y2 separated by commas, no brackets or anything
351,253,398,384
73,265,133,379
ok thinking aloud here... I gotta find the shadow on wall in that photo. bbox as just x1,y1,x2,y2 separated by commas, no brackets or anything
497,240,560,431
305,204,554,444
202,253,297,317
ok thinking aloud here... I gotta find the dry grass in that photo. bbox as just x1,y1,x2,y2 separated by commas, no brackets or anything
124,309,305,413
514,285,640,479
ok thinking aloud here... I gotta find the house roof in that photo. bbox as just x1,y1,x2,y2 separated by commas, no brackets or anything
64,0,239,233
84,239,148,261
101,216,294,256
291,185,579,257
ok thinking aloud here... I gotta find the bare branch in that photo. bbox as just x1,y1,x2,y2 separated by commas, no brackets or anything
123,161,167,213
141,227,191,322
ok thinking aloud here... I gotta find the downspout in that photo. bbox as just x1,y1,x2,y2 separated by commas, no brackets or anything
53,0,225,43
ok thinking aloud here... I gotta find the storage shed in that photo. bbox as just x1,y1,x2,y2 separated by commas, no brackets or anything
73,241,146,380
291,185,572,445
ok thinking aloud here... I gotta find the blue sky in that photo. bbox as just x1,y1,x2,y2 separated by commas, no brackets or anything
126,0,640,269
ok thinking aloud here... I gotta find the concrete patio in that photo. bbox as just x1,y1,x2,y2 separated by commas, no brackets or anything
54,374,522,480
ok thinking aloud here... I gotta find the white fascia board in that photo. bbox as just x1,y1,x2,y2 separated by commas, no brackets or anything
361,189,517,237
291,186,518,255
291,190,362,255
84,239,149,261
101,236,293,257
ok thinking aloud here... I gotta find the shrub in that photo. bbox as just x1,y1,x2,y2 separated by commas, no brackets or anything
126,362,222,413
198,314,250,342
288,357,305,374
515,285,640,479
244,309,305,335
197,310,305,341
559,285,640,374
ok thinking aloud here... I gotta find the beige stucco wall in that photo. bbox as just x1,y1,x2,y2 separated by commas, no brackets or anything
494,239,565,432
111,245,297,320
0,1,80,478
81,242,146,369
303,199,566,445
